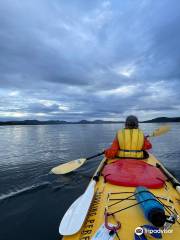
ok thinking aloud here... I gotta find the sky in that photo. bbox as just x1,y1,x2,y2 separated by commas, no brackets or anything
0,0,180,121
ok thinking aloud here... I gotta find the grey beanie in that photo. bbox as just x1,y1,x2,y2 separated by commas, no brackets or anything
125,115,139,129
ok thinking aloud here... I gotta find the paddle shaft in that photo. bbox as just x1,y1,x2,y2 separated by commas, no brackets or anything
86,151,105,160
93,157,107,182
86,124,169,162
156,163,180,194
51,125,170,175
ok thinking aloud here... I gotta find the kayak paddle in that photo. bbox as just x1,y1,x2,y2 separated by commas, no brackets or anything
59,182,95,235
59,158,107,236
51,125,171,175
51,151,104,174
148,125,171,138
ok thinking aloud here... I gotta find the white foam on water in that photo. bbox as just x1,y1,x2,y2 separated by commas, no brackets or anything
0,182,50,201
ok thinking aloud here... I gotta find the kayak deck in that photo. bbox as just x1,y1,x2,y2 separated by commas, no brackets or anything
62,154,180,240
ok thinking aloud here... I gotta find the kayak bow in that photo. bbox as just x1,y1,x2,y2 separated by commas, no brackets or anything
61,154,180,240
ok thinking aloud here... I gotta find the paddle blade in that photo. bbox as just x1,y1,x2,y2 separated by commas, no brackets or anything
176,186,180,194
151,125,171,137
59,181,96,235
51,158,86,174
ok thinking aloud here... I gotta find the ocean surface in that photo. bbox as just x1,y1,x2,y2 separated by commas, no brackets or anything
0,123,180,240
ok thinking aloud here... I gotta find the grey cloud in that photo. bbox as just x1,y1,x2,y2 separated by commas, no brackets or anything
0,0,180,121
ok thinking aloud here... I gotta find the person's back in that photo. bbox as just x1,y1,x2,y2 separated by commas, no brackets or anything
105,115,152,159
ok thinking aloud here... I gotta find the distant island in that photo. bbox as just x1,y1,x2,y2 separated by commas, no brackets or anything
0,117,180,125
0,119,123,125
142,117,180,123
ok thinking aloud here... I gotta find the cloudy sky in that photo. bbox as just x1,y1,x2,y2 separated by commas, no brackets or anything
0,0,180,121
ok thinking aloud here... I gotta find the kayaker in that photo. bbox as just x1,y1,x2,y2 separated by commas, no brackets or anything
105,115,152,159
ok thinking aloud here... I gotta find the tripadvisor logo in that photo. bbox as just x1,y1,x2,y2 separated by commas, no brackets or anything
135,226,173,235
135,227,144,236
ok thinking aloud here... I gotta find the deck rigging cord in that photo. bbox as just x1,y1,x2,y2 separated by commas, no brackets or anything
105,190,180,225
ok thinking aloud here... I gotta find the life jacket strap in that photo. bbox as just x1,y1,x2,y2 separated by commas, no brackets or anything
120,149,143,153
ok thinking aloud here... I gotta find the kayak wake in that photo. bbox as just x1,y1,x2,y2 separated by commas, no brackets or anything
0,181,50,201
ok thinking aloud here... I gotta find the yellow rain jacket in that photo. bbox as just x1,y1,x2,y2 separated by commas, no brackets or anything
117,129,144,158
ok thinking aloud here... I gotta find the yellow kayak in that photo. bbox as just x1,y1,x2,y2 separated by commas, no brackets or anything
62,154,180,240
